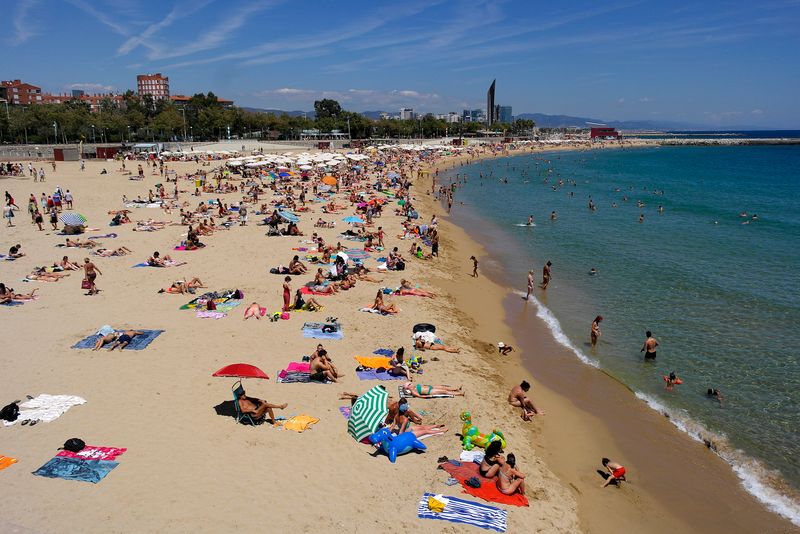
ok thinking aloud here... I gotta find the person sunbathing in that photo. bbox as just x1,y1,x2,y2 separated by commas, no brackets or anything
237,389,287,423
354,265,382,283
288,255,307,275
372,290,399,314
93,332,118,350
412,330,460,353
27,269,69,282
0,283,37,301
147,251,184,267
243,302,267,320
497,454,526,495
312,269,338,294
402,382,464,398
159,277,205,294
391,405,448,438
398,279,435,298
58,255,81,270
107,330,145,351
94,247,133,257
293,289,321,311
66,238,97,249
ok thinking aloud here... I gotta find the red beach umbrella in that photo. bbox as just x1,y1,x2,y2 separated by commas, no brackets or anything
212,363,269,379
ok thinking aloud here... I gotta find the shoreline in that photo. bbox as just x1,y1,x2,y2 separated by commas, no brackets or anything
423,145,797,532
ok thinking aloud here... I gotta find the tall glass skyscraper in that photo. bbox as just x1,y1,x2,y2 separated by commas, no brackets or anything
486,79,496,125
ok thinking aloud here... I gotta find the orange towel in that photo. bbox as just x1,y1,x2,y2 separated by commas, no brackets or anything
282,414,319,432
0,455,19,470
354,356,392,369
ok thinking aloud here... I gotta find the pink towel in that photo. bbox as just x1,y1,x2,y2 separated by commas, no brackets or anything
286,361,311,373
57,446,127,461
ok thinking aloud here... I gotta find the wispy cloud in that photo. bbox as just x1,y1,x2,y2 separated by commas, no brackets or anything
117,0,213,57
639,97,654,103
67,0,129,36
66,83,116,93
10,0,41,45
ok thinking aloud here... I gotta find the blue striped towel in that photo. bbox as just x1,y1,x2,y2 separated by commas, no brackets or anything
417,493,506,532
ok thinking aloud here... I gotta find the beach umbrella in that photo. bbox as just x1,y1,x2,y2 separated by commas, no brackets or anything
278,210,299,223
59,212,87,226
387,171,400,179
344,248,370,261
212,363,269,380
299,164,313,170
278,172,290,177
322,175,337,186
347,385,388,442
342,216,364,224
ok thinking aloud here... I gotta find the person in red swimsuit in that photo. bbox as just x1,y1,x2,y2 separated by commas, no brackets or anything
282,276,291,312
601,458,627,487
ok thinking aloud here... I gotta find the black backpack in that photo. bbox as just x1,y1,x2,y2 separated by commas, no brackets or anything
0,402,19,422
60,438,86,453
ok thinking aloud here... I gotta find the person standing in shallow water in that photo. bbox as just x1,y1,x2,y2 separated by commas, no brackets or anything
540,261,552,289
525,270,535,300
591,316,603,347
641,330,658,359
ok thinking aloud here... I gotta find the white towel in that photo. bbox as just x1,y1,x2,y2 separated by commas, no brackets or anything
3,394,86,426
459,450,485,463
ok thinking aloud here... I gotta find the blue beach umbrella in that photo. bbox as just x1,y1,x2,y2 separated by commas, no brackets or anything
342,216,364,224
278,210,299,223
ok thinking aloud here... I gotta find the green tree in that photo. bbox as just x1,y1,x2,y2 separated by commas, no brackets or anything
313,99,342,120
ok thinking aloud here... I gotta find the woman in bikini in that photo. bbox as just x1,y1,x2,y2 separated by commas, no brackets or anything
292,289,322,311
372,290,399,314
479,440,504,478
496,453,526,495
159,277,205,294
391,404,448,439
402,382,464,398
398,279,436,298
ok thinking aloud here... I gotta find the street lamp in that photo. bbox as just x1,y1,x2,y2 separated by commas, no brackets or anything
53,121,58,144
181,107,187,142
126,125,131,142
347,117,351,140
91,124,96,144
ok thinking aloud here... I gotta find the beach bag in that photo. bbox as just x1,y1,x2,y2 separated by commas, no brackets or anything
269,268,279,274
81,279,92,289
233,289,244,299
321,324,338,333
280,312,290,320
60,438,85,453
206,300,217,311
0,402,19,422
396,261,405,271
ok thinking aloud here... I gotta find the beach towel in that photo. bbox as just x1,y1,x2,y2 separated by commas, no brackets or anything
360,307,390,315
57,446,127,461
33,457,118,484
373,348,395,357
398,386,452,399
0,455,18,470
439,461,529,507
3,394,86,426
195,300,241,318
354,356,392,369
71,329,164,350
88,233,117,240
417,492,507,532
302,323,343,340
280,414,319,432
338,406,351,419
286,362,311,373
357,369,406,381
276,371,311,383
300,286,331,296
1,300,24,306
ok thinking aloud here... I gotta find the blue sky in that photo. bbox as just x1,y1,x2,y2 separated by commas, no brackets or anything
4,0,800,127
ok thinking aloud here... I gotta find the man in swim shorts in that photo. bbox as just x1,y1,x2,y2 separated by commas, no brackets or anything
108,330,145,351
641,330,658,359
540,261,552,289
601,458,626,487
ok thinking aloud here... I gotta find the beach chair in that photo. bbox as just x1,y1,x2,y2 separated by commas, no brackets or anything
231,380,264,426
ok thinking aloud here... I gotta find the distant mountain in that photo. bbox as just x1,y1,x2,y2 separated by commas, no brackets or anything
360,110,390,120
513,113,764,131
240,107,314,118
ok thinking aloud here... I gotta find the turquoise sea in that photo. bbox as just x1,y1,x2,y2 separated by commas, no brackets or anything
445,145,800,524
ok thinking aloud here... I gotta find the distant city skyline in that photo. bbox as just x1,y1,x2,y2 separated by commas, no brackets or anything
3,1,799,128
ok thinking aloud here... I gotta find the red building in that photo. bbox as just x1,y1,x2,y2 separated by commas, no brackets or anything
170,94,234,108
0,79,43,105
137,73,170,101
590,127,620,139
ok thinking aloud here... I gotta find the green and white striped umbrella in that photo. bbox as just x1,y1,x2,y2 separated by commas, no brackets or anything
347,385,388,442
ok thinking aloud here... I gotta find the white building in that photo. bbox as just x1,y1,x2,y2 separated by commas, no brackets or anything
399,108,416,120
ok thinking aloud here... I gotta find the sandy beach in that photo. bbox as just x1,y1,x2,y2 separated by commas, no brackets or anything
0,144,795,534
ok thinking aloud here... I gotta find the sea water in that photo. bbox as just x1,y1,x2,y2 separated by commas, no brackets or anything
445,145,800,524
